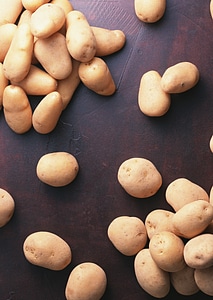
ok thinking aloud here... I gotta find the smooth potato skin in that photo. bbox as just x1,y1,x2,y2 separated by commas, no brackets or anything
22,0,50,12
0,0,23,25
0,188,15,227
194,266,213,296
0,23,17,62
134,0,166,23
210,135,213,153
0,63,8,108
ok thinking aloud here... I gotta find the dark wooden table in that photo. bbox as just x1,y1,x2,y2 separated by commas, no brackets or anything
0,0,213,299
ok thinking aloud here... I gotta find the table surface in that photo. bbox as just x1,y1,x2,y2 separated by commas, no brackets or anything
1,0,213,299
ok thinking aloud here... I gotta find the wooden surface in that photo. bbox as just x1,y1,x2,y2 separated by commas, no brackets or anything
0,0,213,299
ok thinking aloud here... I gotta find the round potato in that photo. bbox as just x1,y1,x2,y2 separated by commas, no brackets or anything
194,266,213,296
65,262,107,300
0,188,15,227
134,0,166,23
23,231,72,270
107,216,147,256
117,157,162,198
36,151,79,187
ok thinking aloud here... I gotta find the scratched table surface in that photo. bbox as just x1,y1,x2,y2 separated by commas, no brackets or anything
1,0,213,299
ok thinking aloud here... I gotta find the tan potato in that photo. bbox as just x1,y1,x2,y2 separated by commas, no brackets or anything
66,10,96,62
23,231,71,270
134,248,170,298
149,231,185,272
161,61,199,93
91,26,126,57
18,9,32,26
3,23,34,82
36,151,79,187
210,0,213,19
51,0,73,15
145,209,174,239
3,85,32,134
22,0,50,12
0,23,17,62
78,57,116,96
107,216,147,256
194,266,213,296
138,70,171,117
165,177,209,212
170,265,199,296
0,63,9,109
65,262,107,300
0,188,15,227
171,200,213,239
32,91,63,134
0,0,23,25
134,0,166,23
30,3,65,38
210,135,213,153
117,157,162,198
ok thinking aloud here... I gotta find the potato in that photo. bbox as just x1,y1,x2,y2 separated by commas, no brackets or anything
170,265,199,296
3,23,34,82
134,0,166,23
32,91,63,134
51,0,74,15
149,231,185,272
30,3,65,38
91,26,126,57
165,177,209,212
0,188,15,227
161,61,199,93
36,151,79,187
138,70,171,117
117,157,162,198
210,0,213,19
18,9,33,26
134,248,170,298
0,23,17,62
3,85,32,134
210,135,213,153
0,0,23,25
194,266,213,296
22,0,50,12
0,63,8,109
65,262,107,300
107,216,147,256
66,10,96,63
34,32,72,80
145,209,174,239
23,231,71,270
171,200,213,239
184,234,213,269
78,57,116,96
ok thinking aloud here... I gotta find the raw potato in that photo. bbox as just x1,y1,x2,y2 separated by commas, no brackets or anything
0,23,17,62
65,262,107,300
194,266,213,296
161,61,199,93
117,157,162,198
23,231,72,270
36,151,79,187
22,0,50,12
0,188,15,227
170,265,199,296
79,57,116,96
138,70,171,117
0,0,23,25
165,177,209,211
107,216,147,256
210,0,213,19
18,9,33,26
51,0,74,15
171,200,213,239
149,231,185,272
210,135,213,153
0,63,8,108
134,248,170,298
184,234,213,269
134,0,166,23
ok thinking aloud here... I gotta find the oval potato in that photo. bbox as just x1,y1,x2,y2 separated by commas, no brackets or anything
0,23,17,62
51,0,74,15
194,266,213,296
134,0,166,23
0,0,23,25
22,0,50,12
0,188,15,227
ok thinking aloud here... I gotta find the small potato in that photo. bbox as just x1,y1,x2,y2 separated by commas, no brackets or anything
134,0,166,23
210,135,213,153
165,177,209,212
0,63,9,109
78,57,116,96
170,265,199,296
0,0,23,25
149,231,185,272
65,262,107,300
36,151,79,187
117,157,162,198
23,231,71,270
171,200,213,239
194,266,213,296
134,248,170,298
22,0,50,12
107,216,147,256
161,61,199,93
0,23,17,62
51,0,74,15
145,209,174,239
138,70,171,117
184,234,213,269
0,188,15,227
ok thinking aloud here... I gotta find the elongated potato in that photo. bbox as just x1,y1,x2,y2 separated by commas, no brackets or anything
210,0,213,19
161,62,199,93
32,91,63,134
3,23,34,82
0,0,23,25
210,135,213,153
22,0,50,12
66,10,96,62
18,9,32,26
51,0,74,15
0,23,17,62
194,266,213,296
3,85,32,134
0,63,9,109
134,0,166,23
0,188,15,227
91,26,126,57
138,70,171,117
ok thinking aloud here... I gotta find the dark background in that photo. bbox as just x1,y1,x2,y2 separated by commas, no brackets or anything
0,0,213,299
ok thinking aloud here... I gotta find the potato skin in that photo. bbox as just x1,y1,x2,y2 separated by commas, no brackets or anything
0,188,15,227
134,0,166,23
194,266,213,296
210,135,213,153
0,23,17,62
0,63,8,108
0,0,23,25
36,152,79,187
